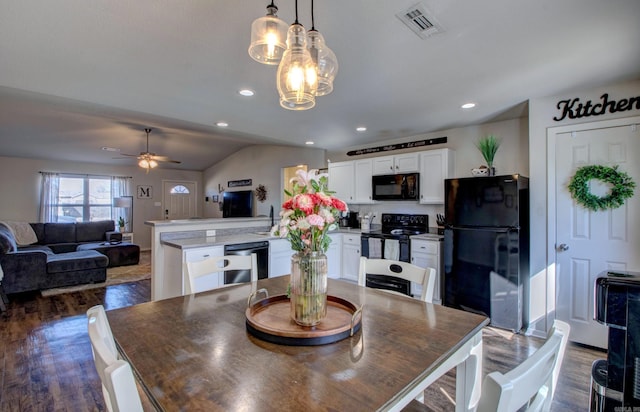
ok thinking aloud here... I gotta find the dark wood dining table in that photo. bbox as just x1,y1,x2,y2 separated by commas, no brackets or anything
108,276,489,411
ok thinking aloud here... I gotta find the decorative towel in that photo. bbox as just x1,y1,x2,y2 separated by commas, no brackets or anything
1,221,38,246
368,238,382,259
384,239,400,260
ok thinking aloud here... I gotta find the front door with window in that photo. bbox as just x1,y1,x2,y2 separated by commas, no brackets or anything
163,180,197,220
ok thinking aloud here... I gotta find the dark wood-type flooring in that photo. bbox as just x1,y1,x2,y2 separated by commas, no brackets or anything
0,276,603,411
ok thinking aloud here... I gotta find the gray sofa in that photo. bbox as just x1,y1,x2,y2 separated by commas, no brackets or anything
0,220,140,295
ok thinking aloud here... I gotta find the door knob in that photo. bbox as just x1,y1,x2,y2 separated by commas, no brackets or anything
557,243,570,251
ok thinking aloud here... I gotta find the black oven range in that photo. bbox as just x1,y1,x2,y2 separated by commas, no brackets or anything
360,213,429,296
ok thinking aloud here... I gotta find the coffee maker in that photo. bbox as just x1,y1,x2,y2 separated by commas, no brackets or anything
348,212,360,229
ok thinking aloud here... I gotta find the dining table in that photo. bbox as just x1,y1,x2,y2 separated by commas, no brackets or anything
107,276,489,412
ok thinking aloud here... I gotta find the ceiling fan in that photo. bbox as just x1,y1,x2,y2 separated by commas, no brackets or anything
117,128,181,170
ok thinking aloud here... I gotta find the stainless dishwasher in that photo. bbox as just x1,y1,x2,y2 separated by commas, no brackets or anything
223,241,269,284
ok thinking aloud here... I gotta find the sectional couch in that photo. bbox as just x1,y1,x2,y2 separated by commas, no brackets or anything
0,220,140,295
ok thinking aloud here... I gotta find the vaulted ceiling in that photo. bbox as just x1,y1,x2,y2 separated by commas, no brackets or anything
1,0,639,170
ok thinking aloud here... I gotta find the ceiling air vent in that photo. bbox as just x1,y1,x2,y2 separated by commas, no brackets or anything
396,3,443,39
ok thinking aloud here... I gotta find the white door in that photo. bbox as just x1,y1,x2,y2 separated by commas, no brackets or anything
163,180,197,220
554,117,640,348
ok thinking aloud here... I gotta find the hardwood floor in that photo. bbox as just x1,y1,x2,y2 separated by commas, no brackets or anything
0,279,603,411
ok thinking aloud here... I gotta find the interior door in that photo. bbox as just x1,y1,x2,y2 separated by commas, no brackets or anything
163,180,197,220
555,118,640,348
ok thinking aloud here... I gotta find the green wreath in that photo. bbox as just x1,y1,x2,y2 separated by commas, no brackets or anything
568,165,635,211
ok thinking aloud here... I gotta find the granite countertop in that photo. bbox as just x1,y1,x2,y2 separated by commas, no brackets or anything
161,233,277,249
162,228,367,250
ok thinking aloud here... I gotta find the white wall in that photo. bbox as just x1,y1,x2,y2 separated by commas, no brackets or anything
202,145,327,219
528,78,640,335
328,118,530,226
0,156,203,250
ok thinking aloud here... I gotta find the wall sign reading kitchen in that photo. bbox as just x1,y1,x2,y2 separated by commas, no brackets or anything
554,93,640,122
347,137,447,156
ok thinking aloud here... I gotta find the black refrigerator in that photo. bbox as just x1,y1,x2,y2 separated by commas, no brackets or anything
443,174,529,332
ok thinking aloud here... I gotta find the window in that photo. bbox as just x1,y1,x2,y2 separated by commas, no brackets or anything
56,175,112,222
170,185,190,194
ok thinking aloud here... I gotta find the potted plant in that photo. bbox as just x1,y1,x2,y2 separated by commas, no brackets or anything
476,135,501,176
118,217,126,232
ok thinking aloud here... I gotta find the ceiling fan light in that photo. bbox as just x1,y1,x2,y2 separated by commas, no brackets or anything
307,30,338,97
248,2,288,65
277,24,317,111
149,159,158,168
138,159,150,168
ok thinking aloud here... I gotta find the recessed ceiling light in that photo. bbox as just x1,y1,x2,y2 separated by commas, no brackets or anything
216,121,229,127
101,146,120,152
305,141,314,145
461,102,476,109
356,126,367,132
238,89,255,97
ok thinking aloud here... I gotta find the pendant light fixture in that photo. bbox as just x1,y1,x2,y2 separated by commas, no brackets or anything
248,1,288,65
276,0,317,110
307,0,338,96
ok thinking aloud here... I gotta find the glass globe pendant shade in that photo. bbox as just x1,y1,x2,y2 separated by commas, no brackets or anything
277,24,317,110
307,30,338,96
248,3,288,65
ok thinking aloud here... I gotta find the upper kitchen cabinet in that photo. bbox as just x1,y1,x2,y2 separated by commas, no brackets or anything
419,148,455,204
328,161,355,203
372,153,419,175
329,159,375,204
354,159,374,204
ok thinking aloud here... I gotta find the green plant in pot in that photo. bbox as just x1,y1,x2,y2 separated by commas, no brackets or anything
476,135,501,175
118,216,126,231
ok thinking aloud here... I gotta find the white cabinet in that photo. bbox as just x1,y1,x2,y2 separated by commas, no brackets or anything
372,153,419,175
354,159,374,204
184,246,224,293
326,233,342,279
410,238,442,304
328,161,355,203
419,148,455,204
341,234,361,282
269,238,295,278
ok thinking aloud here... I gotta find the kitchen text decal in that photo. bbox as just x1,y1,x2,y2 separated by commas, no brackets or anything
347,136,447,156
554,93,640,122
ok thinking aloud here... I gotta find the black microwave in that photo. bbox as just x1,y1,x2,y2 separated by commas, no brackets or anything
372,173,419,200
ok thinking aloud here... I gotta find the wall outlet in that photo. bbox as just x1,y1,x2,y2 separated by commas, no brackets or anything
206,230,216,237
154,202,161,207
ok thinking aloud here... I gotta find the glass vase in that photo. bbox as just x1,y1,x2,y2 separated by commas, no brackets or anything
290,251,328,326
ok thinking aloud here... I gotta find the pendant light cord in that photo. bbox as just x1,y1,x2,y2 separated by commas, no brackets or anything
294,0,299,24
310,0,315,30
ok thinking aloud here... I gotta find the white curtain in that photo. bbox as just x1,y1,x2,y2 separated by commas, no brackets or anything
112,176,132,231
39,172,60,223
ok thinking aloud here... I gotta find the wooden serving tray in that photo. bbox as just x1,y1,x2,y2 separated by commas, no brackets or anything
245,293,363,346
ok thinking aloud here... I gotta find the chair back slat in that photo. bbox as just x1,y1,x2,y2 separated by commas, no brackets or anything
358,257,436,303
186,253,258,294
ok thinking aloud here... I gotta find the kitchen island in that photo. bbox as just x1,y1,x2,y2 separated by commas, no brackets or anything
145,217,272,300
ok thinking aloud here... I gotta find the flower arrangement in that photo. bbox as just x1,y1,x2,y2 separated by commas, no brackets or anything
271,169,347,254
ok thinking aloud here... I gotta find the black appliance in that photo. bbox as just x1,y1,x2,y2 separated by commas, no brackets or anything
372,173,419,201
360,213,429,296
443,174,529,332
223,241,269,284
348,211,360,228
223,190,253,218
590,270,640,410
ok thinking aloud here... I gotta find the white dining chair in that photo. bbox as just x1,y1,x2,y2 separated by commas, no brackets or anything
476,319,571,412
185,253,258,294
87,305,143,412
358,256,436,303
